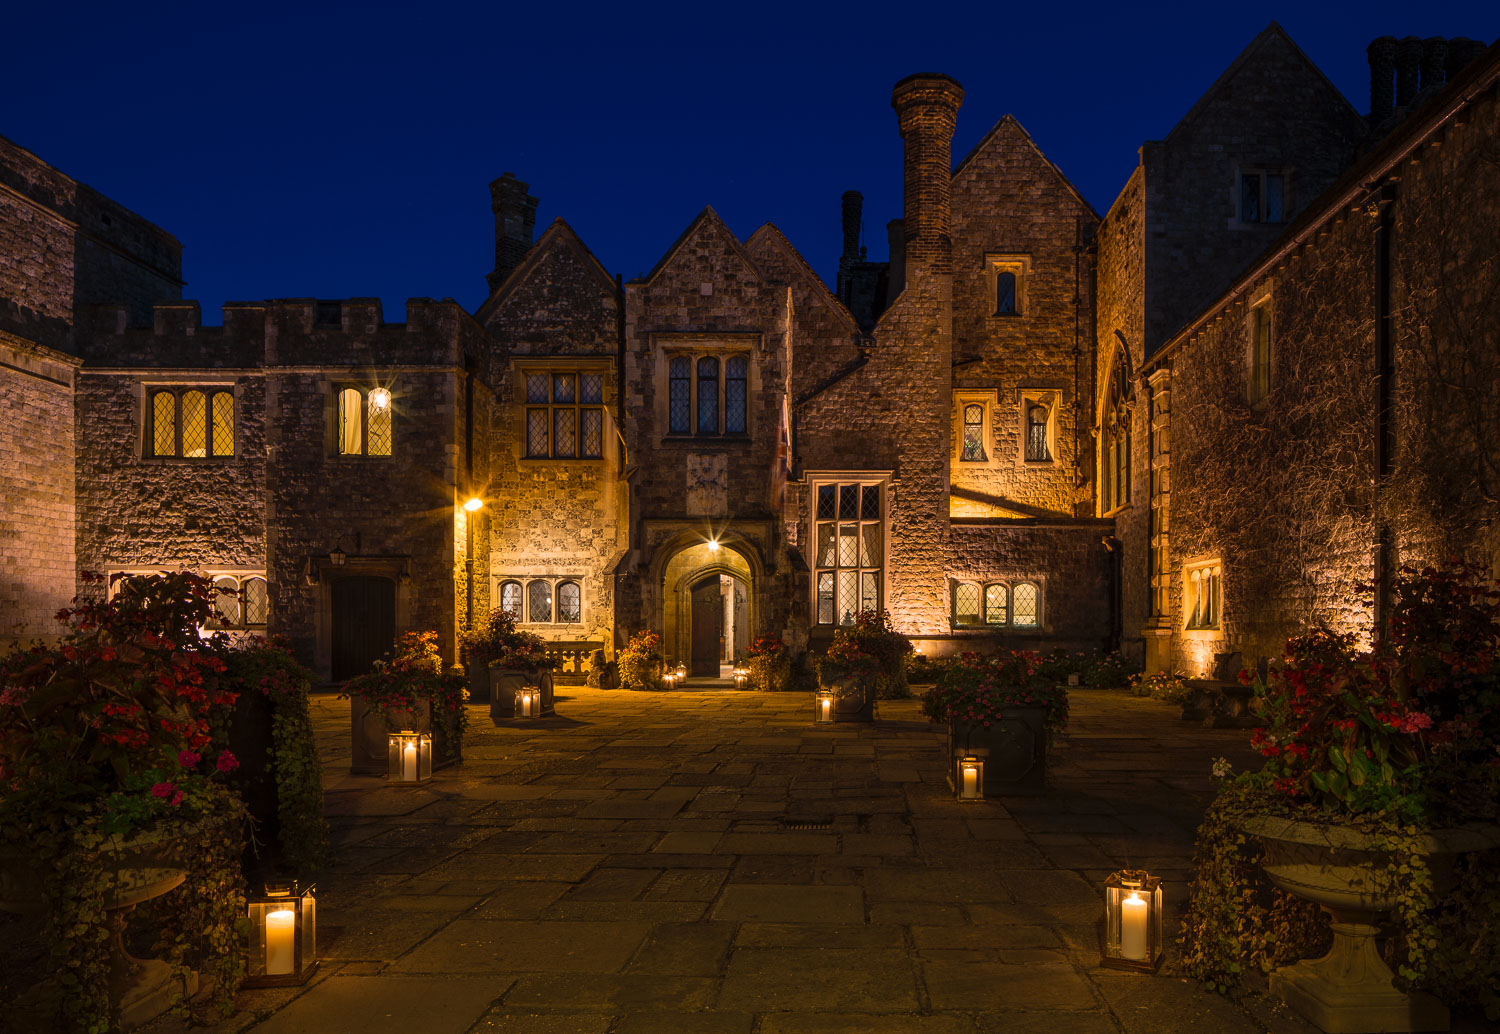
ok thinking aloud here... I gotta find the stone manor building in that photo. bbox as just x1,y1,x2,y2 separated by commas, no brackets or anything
2,25,1497,683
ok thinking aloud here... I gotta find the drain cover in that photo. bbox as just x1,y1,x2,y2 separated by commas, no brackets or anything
780,817,834,830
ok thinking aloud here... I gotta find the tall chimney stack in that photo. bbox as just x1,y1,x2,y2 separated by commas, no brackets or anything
891,74,964,277
1396,36,1423,108
837,190,863,303
488,173,539,293
1421,37,1448,93
1368,36,1397,121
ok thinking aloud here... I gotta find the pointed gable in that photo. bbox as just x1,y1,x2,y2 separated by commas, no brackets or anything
633,207,767,291
953,114,1099,220
479,218,618,356
744,224,859,335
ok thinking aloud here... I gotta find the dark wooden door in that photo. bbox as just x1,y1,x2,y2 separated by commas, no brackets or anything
332,576,396,681
690,577,722,678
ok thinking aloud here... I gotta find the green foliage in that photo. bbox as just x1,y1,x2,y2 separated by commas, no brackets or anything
618,630,664,691
818,611,912,698
1033,648,1141,688
341,631,468,763
460,610,555,671
1129,669,1192,704
904,651,942,686
746,635,790,692
584,649,606,688
919,650,1069,732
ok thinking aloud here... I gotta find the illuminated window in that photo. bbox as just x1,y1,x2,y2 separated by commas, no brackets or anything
1240,169,1288,224
953,582,981,625
1012,581,1039,628
503,576,585,625
664,350,751,438
1025,403,1051,462
950,580,1036,629
1101,351,1131,513
1248,302,1272,404
500,581,522,618
984,584,1008,625
1185,561,1222,630
203,573,268,630
524,369,605,459
147,387,235,458
812,478,885,625
961,404,986,462
557,581,581,624
336,385,392,456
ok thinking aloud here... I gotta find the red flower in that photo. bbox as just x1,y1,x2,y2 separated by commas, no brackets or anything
178,750,201,768
216,751,239,773
151,781,176,799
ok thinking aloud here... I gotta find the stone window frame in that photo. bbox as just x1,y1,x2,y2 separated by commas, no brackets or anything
497,575,585,626
949,579,1043,631
655,337,756,441
1246,287,1274,406
331,383,394,458
106,567,267,630
141,382,238,460
1233,165,1294,227
206,572,269,630
521,367,606,461
952,389,999,465
513,358,614,463
1018,388,1060,466
807,471,891,627
1183,557,1222,633
1098,339,1133,517
983,254,1030,318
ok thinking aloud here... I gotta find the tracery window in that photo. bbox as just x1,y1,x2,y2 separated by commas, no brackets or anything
525,371,604,459
961,404,986,461
665,350,751,437
148,388,235,458
1185,561,1222,631
337,386,392,456
812,479,885,625
1101,354,1131,513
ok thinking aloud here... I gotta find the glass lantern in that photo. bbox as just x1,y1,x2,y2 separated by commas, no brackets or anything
245,882,317,987
514,687,539,718
387,730,432,783
956,756,984,800
675,664,687,682
733,667,749,689
814,689,835,724
1102,869,1164,972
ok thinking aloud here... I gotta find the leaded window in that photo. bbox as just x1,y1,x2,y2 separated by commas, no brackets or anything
1013,582,1039,628
501,577,583,624
337,386,392,457
725,356,747,434
961,404,985,461
954,582,980,625
205,573,268,629
500,580,522,618
557,581,581,623
1025,404,1051,462
952,580,1038,630
697,356,719,433
527,580,552,623
148,387,235,458
1102,355,1131,513
669,357,691,434
666,351,751,437
813,481,884,625
525,370,605,459
984,584,1008,625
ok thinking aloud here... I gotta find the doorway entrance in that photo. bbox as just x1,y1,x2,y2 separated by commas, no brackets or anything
331,575,396,681
689,576,721,677
662,540,754,676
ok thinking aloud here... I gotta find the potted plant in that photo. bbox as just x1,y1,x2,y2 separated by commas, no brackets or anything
617,630,664,692
462,611,556,719
817,610,914,720
919,650,1069,795
0,572,247,1031
342,631,468,773
746,635,790,692
1181,563,1500,1031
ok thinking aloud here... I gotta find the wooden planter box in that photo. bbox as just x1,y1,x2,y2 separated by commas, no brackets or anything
947,709,1049,796
350,696,461,775
488,667,555,720
819,674,876,722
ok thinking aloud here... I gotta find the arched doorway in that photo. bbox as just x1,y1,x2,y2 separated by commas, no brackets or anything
662,541,754,677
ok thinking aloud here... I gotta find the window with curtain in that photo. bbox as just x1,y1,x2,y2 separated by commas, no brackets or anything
336,386,392,456
961,404,986,461
1025,403,1051,462
525,369,606,458
813,480,883,625
147,387,235,458
1186,562,1222,630
204,573,268,629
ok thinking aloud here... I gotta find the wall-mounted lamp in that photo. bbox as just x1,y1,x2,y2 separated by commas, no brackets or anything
464,496,484,512
707,539,720,553
369,387,391,412
329,547,346,566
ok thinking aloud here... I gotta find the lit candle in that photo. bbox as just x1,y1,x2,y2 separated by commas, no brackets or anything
402,741,416,781
819,697,831,721
1121,893,1148,961
265,908,295,975
962,765,978,798
522,691,533,717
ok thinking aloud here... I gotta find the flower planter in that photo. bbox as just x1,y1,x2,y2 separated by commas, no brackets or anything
946,709,1049,796
349,696,460,775
1244,814,1500,1033
489,666,555,720
0,831,199,1029
818,674,875,722
467,660,491,712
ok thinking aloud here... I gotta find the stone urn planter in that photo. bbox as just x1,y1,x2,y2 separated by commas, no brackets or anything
946,709,1049,796
1243,814,1500,1033
818,673,875,722
0,830,199,1029
489,666,555,720
350,696,461,775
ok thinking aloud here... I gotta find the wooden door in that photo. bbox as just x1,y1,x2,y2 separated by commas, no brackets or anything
690,577,722,677
332,576,396,681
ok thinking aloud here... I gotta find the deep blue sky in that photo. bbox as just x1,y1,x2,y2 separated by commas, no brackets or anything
5,3,1496,322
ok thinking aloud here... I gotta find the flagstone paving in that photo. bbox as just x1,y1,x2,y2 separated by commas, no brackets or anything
135,686,1489,1034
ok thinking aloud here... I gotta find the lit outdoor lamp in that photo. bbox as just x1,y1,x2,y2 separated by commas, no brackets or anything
1101,870,1164,972
514,686,539,718
463,496,483,512
707,538,720,552
245,882,317,987
387,730,432,783
329,546,346,566
814,688,835,723
369,386,391,412
956,756,984,800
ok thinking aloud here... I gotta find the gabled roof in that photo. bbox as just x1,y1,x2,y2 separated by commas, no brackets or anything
631,206,766,288
1164,22,1363,144
744,223,860,334
475,218,615,324
952,114,1100,220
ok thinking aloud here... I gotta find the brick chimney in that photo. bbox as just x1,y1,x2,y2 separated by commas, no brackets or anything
1396,36,1423,107
837,190,864,303
891,74,964,277
1421,37,1448,92
1446,38,1486,80
488,173,539,293
1368,36,1397,121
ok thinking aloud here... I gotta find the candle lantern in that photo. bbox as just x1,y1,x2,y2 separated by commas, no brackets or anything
1102,869,1164,972
814,689,835,724
514,687,539,718
662,670,676,688
386,730,432,783
675,664,688,682
956,756,984,800
732,666,749,689
1067,673,1081,687
245,882,317,987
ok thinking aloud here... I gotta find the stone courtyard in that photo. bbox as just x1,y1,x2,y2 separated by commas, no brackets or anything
129,686,1446,1034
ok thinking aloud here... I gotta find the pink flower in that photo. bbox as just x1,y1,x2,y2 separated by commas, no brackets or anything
178,750,201,768
151,781,176,799
216,751,239,773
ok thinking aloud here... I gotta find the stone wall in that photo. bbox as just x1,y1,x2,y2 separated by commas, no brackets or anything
0,334,79,647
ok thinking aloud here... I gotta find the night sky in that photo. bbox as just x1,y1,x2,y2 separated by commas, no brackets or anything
6,2,1496,322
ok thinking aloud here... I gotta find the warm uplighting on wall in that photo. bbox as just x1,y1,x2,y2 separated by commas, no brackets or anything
245,882,317,987
464,496,484,512
1102,870,1164,972
369,387,391,412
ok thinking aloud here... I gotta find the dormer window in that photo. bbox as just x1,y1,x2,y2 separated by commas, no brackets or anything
985,255,1029,317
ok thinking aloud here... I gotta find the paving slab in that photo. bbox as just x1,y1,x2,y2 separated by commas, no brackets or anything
710,884,864,924
243,975,510,1033
389,919,651,974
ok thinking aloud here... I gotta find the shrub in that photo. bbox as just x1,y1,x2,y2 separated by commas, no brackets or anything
342,631,468,763
1128,668,1192,705
746,635,790,692
618,630,664,691
818,611,913,698
919,650,1069,732
1082,650,1138,688
460,609,556,671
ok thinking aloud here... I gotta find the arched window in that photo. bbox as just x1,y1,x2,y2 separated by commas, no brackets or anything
1013,582,1039,628
995,271,1017,315
697,356,719,434
557,581,581,623
984,584,1008,625
953,582,981,626
338,387,392,456
1025,404,1051,462
961,404,985,461
500,581,522,618
527,580,552,623
243,577,268,626
212,575,241,627
725,356,747,434
1102,354,1131,513
668,357,691,434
